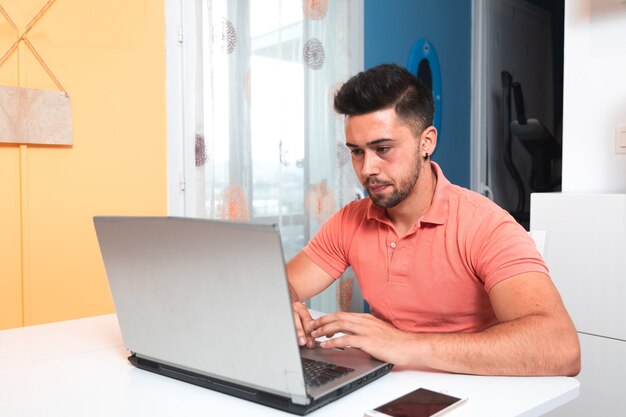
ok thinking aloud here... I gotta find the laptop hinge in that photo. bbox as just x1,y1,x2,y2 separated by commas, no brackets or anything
285,371,309,405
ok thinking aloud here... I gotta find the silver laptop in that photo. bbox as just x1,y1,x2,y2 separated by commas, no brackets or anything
94,216,392,415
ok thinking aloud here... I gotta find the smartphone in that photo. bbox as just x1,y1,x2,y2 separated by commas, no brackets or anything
364,387,467,417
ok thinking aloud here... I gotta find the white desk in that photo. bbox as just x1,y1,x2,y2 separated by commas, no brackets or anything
0,314,578,417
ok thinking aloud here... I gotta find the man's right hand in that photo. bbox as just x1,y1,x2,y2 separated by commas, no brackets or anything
292,301,316,348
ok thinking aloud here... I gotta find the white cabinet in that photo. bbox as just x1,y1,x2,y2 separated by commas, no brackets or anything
546,333,626,416
531,193,626,416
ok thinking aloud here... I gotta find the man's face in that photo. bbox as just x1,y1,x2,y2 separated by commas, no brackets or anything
345,108,422,209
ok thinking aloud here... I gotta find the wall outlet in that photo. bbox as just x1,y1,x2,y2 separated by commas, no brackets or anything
615,126,626,154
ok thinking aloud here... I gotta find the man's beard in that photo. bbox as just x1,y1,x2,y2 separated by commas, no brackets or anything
367,156,422,209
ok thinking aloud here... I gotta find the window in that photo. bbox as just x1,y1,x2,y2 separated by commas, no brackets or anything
167,0,363,312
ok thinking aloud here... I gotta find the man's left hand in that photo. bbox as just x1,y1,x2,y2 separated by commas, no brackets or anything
310,312,415,365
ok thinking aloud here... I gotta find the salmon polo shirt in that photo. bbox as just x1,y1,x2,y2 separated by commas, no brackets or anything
303,162,549,333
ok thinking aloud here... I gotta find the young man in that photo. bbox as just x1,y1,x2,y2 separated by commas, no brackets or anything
287,64,580,376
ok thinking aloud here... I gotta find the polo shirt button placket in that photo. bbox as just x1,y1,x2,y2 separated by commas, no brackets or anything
390,242,397,248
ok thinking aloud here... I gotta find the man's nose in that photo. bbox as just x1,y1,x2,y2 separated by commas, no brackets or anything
361,152,380,177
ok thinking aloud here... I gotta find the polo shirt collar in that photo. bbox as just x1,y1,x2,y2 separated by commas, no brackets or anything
420,161,449,226
365,161,450,226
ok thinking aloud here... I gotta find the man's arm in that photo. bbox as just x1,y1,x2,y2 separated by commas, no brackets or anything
310,272,581,376
286,251,335,302
286,251,335,347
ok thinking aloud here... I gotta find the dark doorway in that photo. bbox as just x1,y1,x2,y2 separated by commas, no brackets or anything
483,0,564,230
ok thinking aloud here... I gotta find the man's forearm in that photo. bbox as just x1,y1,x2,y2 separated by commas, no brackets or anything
403,314,580,376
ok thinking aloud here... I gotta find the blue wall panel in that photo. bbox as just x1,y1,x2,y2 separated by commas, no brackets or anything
364,0,471,188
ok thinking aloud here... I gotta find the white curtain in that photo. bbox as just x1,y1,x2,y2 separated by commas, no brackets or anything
193,0,361,312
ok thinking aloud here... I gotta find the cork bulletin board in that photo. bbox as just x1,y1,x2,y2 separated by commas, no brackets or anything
0,0,73,145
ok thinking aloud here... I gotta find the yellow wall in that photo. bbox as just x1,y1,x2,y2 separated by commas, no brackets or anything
0,0,167,329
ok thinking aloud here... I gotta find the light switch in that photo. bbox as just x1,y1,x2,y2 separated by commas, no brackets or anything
616,126,626,154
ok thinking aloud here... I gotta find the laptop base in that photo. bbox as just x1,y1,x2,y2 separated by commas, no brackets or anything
129,354,393,415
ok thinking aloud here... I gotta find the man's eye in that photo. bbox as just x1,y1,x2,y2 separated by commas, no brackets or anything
377,147,391,154
351,149,364,156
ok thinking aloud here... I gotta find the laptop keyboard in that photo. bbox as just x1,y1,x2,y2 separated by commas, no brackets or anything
302,358,355,388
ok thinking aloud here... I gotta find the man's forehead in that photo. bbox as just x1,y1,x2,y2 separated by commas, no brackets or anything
344,113,416,146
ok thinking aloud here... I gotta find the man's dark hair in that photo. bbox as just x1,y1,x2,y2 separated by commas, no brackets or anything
334,63,434,136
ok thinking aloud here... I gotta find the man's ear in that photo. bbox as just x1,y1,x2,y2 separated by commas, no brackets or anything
420,126,437,157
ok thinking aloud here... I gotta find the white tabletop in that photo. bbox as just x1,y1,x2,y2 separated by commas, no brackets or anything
0,314,578,417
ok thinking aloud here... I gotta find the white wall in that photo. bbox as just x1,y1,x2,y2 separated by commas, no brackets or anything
536,2,626,415
562,0,626,192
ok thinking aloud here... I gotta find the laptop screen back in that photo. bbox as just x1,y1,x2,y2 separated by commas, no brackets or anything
94,216,307,400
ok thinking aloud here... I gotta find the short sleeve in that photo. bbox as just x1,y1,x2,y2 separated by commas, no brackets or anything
473,212,550,293
303,201,365,279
